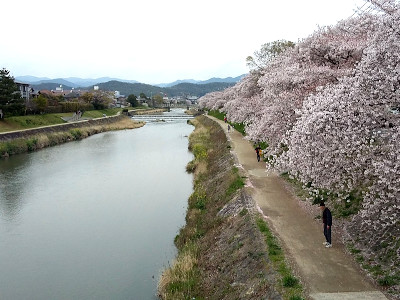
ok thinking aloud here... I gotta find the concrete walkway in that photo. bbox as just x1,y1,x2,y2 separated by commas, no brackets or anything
208,116,388,300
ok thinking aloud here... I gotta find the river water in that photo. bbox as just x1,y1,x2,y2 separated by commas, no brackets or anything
0,109,194,300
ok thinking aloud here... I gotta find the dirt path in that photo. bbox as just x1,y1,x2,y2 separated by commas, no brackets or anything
208,115,388,300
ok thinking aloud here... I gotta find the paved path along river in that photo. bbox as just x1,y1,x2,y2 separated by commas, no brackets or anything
208,115,388,300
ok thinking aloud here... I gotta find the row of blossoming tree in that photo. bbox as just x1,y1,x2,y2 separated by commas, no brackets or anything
198,0,399,292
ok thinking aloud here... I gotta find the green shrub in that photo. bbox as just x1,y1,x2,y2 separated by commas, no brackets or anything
208,110,226,121
268,242,282,256
186,160,196,173
290,296,305,300
69,129,83,140
356,255,364,263
232,122,245,135
189,187,207,211
26,138,38,151
258,141,269,149
348,243,362,254
226,175,244,197
59,102,93,113
0,139,26,155
378,275,398,286
225,167,244,197
283,275,299,287
239,208,248,217
192,144,207,160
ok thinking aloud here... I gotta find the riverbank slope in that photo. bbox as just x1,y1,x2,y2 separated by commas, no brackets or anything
0,115,143,157
158,116,305,299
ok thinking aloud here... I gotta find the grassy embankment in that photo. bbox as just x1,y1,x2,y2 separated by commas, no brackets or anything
0,108,124,133
0,108,144,157
158,115,304,300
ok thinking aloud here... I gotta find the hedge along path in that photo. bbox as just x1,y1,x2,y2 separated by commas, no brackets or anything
207,115,388,300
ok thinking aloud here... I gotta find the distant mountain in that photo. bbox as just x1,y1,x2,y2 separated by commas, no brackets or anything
16,75,245,88
64,77,139,87
156,79,201,87
15,75,51,83
43,78,79,88
15,76,139,88
155,75,245,87
95,81,164,97
95,80,236,98
166,82,236,97
17,74,245,96
31,82,74,91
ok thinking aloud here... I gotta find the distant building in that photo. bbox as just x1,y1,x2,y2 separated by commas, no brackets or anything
39,88,84,100
186,95,198,104
15,82,31,101
137,97,148,105
63,90,81,100
115,96,127,107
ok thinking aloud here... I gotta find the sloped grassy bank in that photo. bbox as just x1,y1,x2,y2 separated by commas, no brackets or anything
158,115,304,300
0,115,143,158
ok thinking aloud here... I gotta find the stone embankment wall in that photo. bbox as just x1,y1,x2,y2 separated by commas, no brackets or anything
0,115,127,142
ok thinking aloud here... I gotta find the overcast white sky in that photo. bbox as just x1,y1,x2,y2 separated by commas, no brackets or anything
1,0,366,84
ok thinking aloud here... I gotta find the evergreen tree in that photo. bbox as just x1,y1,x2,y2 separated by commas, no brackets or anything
0,68,20,105
0,68,24,117
127,94,138,107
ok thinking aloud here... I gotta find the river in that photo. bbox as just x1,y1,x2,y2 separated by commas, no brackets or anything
0,109,194,299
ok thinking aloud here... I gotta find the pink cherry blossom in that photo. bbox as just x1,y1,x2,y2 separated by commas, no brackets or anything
198,0,400,292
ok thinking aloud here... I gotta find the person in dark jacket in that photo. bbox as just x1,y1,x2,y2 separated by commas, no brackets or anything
255,145,262,162
320,201,332,248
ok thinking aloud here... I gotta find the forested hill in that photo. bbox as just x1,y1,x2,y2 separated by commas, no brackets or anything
31,82,74,91
93,80,235,97
30,80,235,97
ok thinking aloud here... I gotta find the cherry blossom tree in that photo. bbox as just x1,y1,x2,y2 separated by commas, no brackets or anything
275,0,400,287
198,0,400,292
246,40,295,71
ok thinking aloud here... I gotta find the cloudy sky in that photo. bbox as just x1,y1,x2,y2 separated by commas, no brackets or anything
2,0,366,84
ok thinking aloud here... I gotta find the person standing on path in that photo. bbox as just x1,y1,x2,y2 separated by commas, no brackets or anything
227,124,231,132
255,145,262,162
320,201,332,248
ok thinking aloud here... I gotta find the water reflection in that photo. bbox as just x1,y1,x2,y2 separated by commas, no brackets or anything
0,155,32,221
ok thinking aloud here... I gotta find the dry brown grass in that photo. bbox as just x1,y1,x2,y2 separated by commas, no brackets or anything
158,251,198,299
132,109,166,115
1,118,144,157
100,118,144,130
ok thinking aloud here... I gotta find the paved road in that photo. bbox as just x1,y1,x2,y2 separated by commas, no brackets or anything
208,115,388,300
